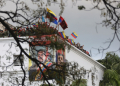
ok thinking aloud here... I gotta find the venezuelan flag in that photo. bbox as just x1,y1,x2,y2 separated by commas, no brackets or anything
47,8,56,17
18,28,22,33
71,31,78,39
71,39,74,44
39,62,52,76
36,62,52,80
52,18,58,24
33,24,36,27
58,31,66,39
68,39,74,45
36,24,38,27
41,62,52,72
46,8,58,24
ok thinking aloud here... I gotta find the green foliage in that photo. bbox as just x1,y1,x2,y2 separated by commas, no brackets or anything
98,52,120,86
0,31,8,37
71,79,87,86
0,22,71,51
0,22,59,37
78,6,85,10
98,52,120,69
47,69,65,85
114,63,120,75
100,69,120,86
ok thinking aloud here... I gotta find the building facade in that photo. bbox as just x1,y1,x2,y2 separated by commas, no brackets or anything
0,37,105,86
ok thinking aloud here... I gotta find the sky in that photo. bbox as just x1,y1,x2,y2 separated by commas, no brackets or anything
46,0,120,60
1,0,120,60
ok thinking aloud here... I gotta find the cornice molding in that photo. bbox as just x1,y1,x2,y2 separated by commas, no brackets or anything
66,42,106,71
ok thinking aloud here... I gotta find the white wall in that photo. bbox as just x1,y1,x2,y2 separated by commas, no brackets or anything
0,38,105,86
66,45,105,86
0,37,29,71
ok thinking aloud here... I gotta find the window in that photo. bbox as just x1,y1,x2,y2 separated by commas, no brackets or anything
13,55,24,66
0,72,2,78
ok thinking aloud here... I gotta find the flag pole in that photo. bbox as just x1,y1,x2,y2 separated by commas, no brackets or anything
56,23,60,31
68,33,72,39
58,24,59,32
38,18,40,22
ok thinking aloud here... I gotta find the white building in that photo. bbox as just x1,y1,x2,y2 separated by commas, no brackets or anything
0,36,105,86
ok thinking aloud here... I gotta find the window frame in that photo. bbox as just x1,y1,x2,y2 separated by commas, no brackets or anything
13,55,24,66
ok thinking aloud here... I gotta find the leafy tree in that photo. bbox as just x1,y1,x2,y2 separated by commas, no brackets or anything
98,52,120,86
71,79,87,86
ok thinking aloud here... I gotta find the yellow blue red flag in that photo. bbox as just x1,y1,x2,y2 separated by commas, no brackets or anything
71,31,78,39
47,8,56,17
58,31,66,39
68,39,74,45
46,8,58,24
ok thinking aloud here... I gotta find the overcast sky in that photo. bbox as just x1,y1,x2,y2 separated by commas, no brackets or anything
1,0,120,60
46,0,120,60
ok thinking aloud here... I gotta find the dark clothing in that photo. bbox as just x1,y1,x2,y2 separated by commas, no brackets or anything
29,64,38,81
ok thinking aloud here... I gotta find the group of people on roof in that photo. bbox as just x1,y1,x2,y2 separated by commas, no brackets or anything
74,42,90,56
65,36,90,56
